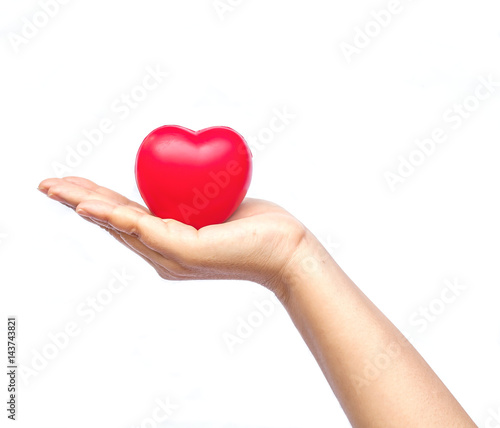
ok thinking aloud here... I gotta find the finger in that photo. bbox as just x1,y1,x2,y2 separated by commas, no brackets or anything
38,177,62,195
75,199,199,261
39,177,149,215
76,202,193,278
107,228,162,270
84,215,112,229
118,232,189,279
62,176,150,214
78,213,171,277
79,214,108,229
94,219,188,280
45,180,145,215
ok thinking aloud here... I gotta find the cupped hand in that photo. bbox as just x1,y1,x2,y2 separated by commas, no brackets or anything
38,177,308,299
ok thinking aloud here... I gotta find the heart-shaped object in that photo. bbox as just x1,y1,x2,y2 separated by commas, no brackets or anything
135,125,253,229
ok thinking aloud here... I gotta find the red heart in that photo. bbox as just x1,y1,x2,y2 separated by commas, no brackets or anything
135,125,253,229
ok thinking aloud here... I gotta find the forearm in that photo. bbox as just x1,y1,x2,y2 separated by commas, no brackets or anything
277,232,476,428
38,178,476,426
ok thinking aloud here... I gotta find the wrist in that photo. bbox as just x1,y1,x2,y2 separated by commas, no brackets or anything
268,229,334,305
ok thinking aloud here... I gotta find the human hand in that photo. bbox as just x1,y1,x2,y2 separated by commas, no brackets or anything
38,177,478,428
38,177,308,300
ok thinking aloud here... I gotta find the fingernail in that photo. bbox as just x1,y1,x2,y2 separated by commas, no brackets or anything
76,208,90,217
47,192,63,202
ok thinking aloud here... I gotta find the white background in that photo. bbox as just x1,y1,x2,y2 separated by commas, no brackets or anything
1,0,500,427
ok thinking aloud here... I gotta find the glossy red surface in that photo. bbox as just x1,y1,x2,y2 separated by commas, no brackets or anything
135,125,253,229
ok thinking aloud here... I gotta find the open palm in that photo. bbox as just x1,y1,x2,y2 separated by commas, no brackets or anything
38,177,307,297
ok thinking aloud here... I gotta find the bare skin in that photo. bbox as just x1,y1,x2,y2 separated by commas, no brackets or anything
38,176,477,428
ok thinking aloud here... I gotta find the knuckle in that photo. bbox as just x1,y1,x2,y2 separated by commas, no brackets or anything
48,184,64,194
135,213,151,237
